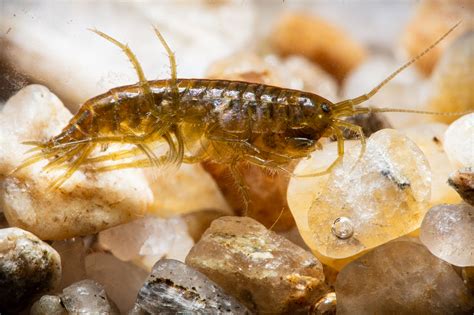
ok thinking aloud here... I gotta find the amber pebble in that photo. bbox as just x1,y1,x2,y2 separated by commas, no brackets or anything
270,12,366,82
287,140,363,270
402,0,474,76
289,129,431,261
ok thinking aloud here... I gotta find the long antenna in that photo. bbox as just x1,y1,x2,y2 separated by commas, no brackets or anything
351,107,473,116
334,21,461,109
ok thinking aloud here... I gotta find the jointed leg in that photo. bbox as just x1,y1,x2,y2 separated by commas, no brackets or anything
229,160,250,215
93,155,198,173
48,143,94,190
335,120,366,161
294,127,345,178
244,154,293,176
42,145,84,172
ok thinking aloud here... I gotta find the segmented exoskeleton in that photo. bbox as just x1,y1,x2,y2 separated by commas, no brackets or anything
13,23,467,210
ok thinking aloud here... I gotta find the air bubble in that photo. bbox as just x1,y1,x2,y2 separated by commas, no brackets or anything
331,217,353,240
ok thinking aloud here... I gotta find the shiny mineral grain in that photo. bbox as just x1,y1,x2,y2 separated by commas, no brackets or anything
130,259,250,315
335,241,474,314
185,216,327,314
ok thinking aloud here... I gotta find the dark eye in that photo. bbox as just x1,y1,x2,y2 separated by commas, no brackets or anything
321,103,330,113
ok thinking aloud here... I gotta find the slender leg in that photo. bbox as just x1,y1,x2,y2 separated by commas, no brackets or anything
11,150,59,174
229,160,250,215
93,155,198,172
42,145,83,172
294,127,345,177
335,120,366,161
48,144,94,190
243,154,293,176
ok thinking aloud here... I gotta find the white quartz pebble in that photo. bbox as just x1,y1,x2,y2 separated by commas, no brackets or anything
0,85,152,240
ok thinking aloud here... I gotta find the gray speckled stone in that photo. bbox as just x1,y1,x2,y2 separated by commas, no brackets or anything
131,259,251,315
0,227,61,314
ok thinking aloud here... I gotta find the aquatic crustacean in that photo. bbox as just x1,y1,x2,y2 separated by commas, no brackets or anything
13,23,469,210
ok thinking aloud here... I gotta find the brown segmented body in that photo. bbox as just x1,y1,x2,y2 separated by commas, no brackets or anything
15,23,466,204
52,79,333,167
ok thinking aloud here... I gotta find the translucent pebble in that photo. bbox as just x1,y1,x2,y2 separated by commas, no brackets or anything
401,123,460,205
131,259,250,314
61,279,119,314
420,203,474,267
306,129,431,259
444,113,474,169
425,32,474,124
288,140,362,270
336,241,474,314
